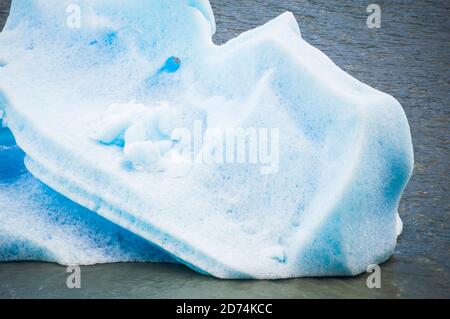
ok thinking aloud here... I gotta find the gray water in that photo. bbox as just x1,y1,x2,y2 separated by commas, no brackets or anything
0,0,449,298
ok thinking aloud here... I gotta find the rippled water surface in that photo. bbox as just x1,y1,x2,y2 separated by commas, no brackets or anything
0,0,449,298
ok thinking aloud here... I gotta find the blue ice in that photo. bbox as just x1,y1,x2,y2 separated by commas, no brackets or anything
0,0,413,278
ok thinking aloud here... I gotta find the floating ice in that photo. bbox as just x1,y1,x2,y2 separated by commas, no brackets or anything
0,0,413,278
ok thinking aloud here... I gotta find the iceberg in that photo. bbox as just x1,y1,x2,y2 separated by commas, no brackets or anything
0,0,413,278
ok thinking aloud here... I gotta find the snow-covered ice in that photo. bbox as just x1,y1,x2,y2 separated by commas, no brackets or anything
0,0,413,278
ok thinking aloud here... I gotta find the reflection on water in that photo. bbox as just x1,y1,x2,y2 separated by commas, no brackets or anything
0,0,449,298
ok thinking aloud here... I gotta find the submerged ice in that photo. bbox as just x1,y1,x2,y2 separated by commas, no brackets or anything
0,0,413,279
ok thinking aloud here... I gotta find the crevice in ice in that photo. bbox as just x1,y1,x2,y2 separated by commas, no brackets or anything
0,128,26,184
158,56,182,74
0,126,18,148
89,31,119,47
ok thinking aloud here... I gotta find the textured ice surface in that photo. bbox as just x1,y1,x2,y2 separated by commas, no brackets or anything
0,127,174,265
0,0,413,278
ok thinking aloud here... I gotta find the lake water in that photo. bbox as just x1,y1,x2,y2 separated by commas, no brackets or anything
0,0,449,298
